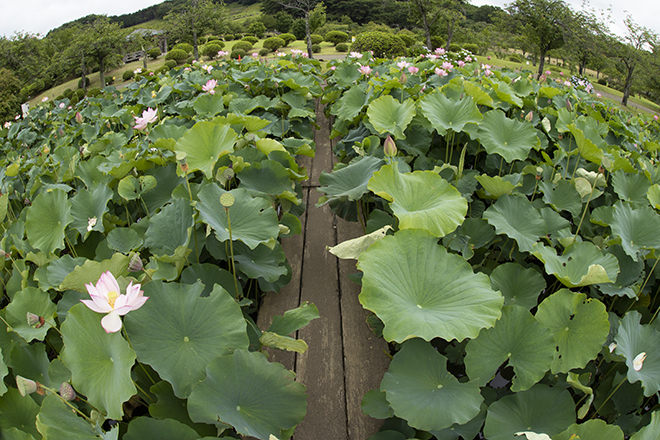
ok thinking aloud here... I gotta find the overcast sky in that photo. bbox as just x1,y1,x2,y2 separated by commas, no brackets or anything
1,0,658,39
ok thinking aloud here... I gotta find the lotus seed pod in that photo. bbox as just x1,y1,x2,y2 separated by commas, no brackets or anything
60,382,76,401
16,376,38,396
220,193,235,208
383,135,397,157
223,168,235,181
26,312,45,328
128,253,143,272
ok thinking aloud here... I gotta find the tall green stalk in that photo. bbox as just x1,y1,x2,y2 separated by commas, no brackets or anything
220,193,240,299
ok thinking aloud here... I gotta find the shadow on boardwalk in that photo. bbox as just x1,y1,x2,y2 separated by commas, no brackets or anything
255,101,391,440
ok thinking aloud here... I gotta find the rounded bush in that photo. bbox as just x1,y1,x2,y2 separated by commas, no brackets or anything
232,40,253,53
78,77,91,89
225,34,235,41
335,42,349,52
164,60,177,70
430,36,445,50
148,47,162,59
324,30,349,45
396,30,417,47
263,36,285,51
86,87,101,98
280,33,296,46
63,88,74,99
166,49,188,64
230,49,246,59
173,43,194,54
312,44,321,53
69,94,79,105
351,31,406,58
462,43,479,55
291,20,306,40
310,34,323,45
105,76,115,85
75,89,86,99
155,66,168,75
208,36,221,42
242,36,258,45
123,69,135,81
597,78,607,85
259,48,270,56
186,56,195,64
202,43,223,59
448,43,461,52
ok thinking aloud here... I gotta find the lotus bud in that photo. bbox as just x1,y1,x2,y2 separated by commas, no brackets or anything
128,253,143,272
75,112,83,124
59,382,76,401
400,72,407,85
27,312,45,328
566,99,572,111
525,111,533,122
16,376,38,396
383,135,397,157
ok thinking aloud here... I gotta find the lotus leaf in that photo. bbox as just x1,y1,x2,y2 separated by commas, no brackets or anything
615,311,660,396
366,95,416,139
484,195,547,253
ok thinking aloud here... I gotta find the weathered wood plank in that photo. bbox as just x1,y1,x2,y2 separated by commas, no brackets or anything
336,218,391,439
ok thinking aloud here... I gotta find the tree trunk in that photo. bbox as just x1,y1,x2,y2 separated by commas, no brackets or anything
422,10,432,49
305,11,313,59
445,17,456,51
193,24,199,60
538,48,546,78
142,45,148,69
99,56,105,88
81,53,87,92
622,65,635,107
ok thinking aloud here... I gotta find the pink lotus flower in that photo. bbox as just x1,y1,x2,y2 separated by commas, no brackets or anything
442,61,453,71
202,79,217,94
457,60,465,67
59,103,65,109
397,61,410,69
487,56,491,60
408,66,419,74
81,271,148,333
655,115,659,121
545,70,552,75
133,107,158,130
330,66,336,70
217,50,229,57
359,65,371,76
465,56,472,62
435,48,445,55
563,80,572,87
435,67,448,77
559,72,564,76
252,52,259,57
484,69,492,76
349,51,363,58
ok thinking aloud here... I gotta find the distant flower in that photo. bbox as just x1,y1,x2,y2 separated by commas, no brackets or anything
465,55,472,62
149,72,154,76
487,56,491,60
408,66,419,74
655,115,659,121
545,70,552,75
330,66,336,70
435,67,448,77
426,54,438,60
3,122,10,129
217,50,229,57
442,61,453,71
133,107,158,130
484,68,492,76
252,52,258,57
41,97,48,102
59,102,65,109
559,71,564,76
457,60,465,67
75,112,83,124
276,51,285,57
202,79,217,94
563,80,572,87
359,65,371,76
435,48,445,55
151,91,157,98
349,51,363,58
81,271,148,333
482,64,491,70
87,217,97,232
397,61,410,69
596,93,602,98
134,68,142,75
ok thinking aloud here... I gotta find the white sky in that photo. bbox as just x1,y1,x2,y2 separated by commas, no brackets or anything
0,0,658,38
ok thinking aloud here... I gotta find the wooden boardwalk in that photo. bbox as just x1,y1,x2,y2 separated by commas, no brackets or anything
256,102,391,440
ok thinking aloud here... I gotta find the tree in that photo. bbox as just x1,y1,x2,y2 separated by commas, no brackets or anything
275,11,294,33
0,68,22,122
507,0,570,77
67,17,127,88
275,0,321,58
165,0,225,60
409,0,465,50
563,2,611,75
608,14,657,107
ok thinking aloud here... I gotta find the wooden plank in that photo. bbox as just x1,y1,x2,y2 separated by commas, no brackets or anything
336,218,391,439
309,100,334,187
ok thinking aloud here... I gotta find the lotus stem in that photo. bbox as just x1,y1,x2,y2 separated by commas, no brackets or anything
224,207,240,300
626,257,660,315
591,377,626,419
38,384,96,425
182,170,200,264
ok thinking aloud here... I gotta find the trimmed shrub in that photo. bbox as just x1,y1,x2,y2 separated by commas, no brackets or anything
232,40,253,52
123,70,135,81
509,54,523,63
155,66,168,75
78,77,91,89
463,43,479,55
86,87,102,98
280,33,296,46
186,56,195,64
63,88,74,99
242,36,259,45
105,76,115,85
597,78,607,85
448,43,461,52
396,30,417,47
335,42,349,52
69,94,79,105
208,36,221,42
324,30,349,45
225,34,235,41
148,47,162,59
430,36,445,50
263,36,285,51
166,49,188,64
75,89,86,99
259,48,271,56
248,21,266,38
310,34,323,45
164,60,177,70
230,49,246,59
173,43,193,54
351,31,407,58
202,43,223,59
312,44,321,53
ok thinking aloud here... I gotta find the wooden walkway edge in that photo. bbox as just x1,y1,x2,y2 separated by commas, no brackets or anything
256,102,390,440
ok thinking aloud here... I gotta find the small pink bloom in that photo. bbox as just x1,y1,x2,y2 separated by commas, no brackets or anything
442,61,453,70
41,97,48,102
465,56,472,62
545,70,552,75
349,51,363,58
655,115,659,121
435,67,448,77
484,69,492,76
202,79,217,94
408,66,419,74
59,102,65,109
559,72,564,76
359,65,372,76
133,107,158,130
435,48,445,55
563,80,572,87
397,61,410,69
457,60,465,67
252,52,258,57
487,56,491,60
330,66,336,70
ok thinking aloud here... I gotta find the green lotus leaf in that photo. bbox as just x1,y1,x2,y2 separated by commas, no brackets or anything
609,202,660,261
60,304,136,419
532,241,619,288
26,189,73,255
540,180,582,218
267,302,320,336
180,263,242,298
318,156,385,205
144,198,193,256
193,93,225,117
361,389,393,420
465,306,554,391
429,406,486,440
124,281,249,398
35,395,101,440
8,343,49,387
174,121,237,179
5,287,56,342
69,185,113,235
237,160,298,204
256,138,287,156
0,388,40,437
197,186,279,250
0,428,37,440
478,110,538,163
490,79,523,107
419,90,483,135
331,84,369,121
535,289,610,374
553,419,624,440
149,381,217,437
233,241,288,283
117,175,157,202
60,253,131,293
282,91,315,118
483,195,547,253
381,339,483,431
646,184,660,210
598,245,644,298
358,229,503,343
612,170,651,204
568,123,605,165
187,349,307,439
484,384,576,440
142,164,185,214
615,311,660,396
463,80,494,107
124,417,200,440
328,225,392,260
368,163,467,237
630,410,660,440
366,94,416,139
490,263,546,309
106,228,142,254
333,62,361,87
475,174,521,199
0,356,7,395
